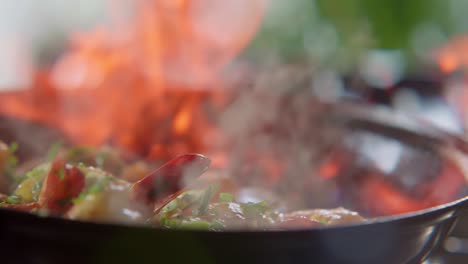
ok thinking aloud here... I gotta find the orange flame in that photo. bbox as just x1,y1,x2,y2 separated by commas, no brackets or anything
0,0,267,160
360,160,465,216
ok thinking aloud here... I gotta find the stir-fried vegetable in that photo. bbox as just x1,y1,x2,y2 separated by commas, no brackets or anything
0,141,19,193
0,142,365,230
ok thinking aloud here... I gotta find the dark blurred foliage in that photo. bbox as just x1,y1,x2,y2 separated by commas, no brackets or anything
243,0,455,74
318,0,446,49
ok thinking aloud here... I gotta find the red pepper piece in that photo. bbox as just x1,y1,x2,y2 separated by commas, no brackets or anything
39,159,85,215
130,154,210,206
153,189,186,214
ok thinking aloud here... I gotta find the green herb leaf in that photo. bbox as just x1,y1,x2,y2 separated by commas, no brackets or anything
6,142,18,170
26,167,47,179
89,178,109,194
95,151,106,169
31,181,42,201
178,220,211,230
58,167,66,180
72,177,110,204
47,141,63,161
209,220,225,231
240,201,271,219
6,194,22,205
7,156,17,168
77,162,86,169
167,219,180,228
154,190,204,226
9,142,18,154
219,192,234,203
198,185,216,215
160,216,168,226
162,199,179,214
313,216,330,225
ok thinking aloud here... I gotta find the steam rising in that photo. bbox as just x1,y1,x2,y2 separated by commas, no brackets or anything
212,66,345,210
206,65,468,215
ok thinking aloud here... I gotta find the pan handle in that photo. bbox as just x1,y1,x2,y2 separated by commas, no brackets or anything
440,199,468,256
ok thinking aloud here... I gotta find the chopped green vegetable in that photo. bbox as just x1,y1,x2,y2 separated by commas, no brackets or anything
0,141,368,230
2,142,19,181
64,146,125,175
160,216,168,226
72,176,111,204
6,194,22,204
95,151,106,169
88,183,103,194
65,146,94,161
26,166,47,179
153,189,206,226
167,219,180,229
47,141,63,161
9,142,18,154
198,185,216,215
159,190,202,215
58,167,66,180
240,201,271,219
209,220,225,231
162,199,178,214
8,142,18,167
8,156,18,168
71,193,86,205
219,192,234,203
32,180,42,200
178,220,212,230
312,216,330,225
14,164,49,202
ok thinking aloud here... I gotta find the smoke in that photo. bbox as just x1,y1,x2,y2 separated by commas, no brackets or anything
210,65,346,210
209,62,468,216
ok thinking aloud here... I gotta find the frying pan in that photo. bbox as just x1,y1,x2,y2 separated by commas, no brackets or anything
1,102,468,264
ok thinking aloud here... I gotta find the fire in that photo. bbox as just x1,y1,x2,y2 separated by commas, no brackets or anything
0,0,266,160
173,106,192,135
358,159,466,216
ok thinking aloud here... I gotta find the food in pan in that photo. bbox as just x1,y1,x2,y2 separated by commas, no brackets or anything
0,141,364,230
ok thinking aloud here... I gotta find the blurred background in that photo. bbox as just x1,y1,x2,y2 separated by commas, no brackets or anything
0,1,462,75
249,0,450,70
1,0,467,131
